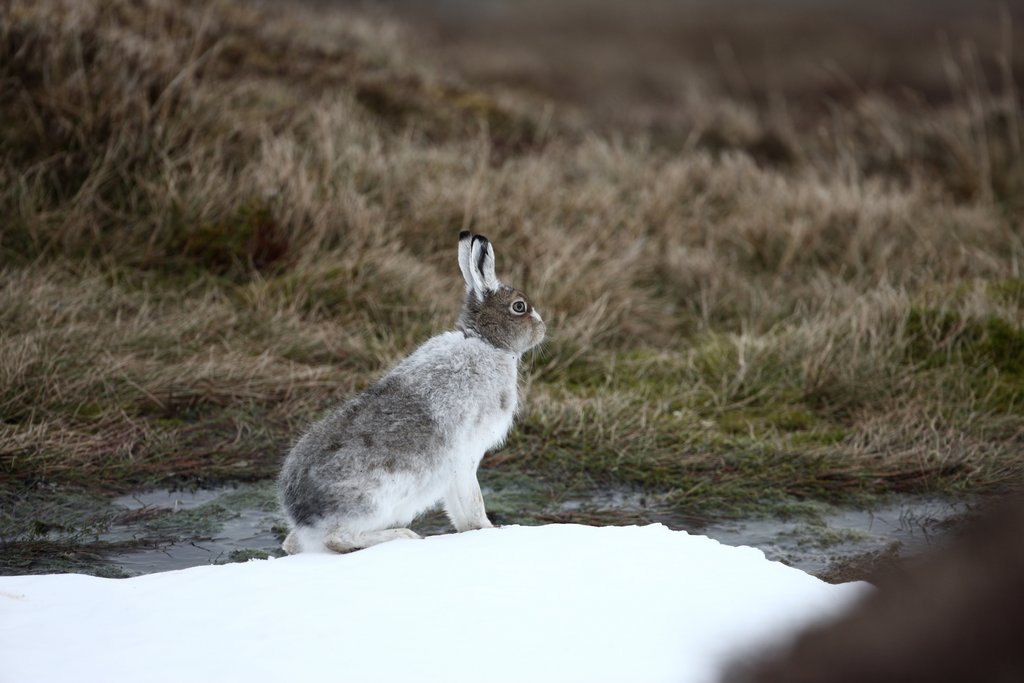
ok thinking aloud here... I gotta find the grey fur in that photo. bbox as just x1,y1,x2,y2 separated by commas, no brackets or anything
279,375,442,526
278,231,545,552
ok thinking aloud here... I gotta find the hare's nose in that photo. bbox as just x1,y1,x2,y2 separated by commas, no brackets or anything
530,309,543,323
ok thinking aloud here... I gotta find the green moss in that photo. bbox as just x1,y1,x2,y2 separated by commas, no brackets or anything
218,548,281,564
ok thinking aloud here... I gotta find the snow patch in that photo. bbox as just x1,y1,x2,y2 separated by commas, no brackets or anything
0,524,867,683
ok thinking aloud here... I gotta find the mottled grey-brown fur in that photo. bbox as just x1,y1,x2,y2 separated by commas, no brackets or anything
280,375,444,526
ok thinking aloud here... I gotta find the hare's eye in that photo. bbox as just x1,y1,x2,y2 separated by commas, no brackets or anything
510,300,527,315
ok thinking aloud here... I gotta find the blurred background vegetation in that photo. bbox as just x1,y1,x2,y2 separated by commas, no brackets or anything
1,0,1022,571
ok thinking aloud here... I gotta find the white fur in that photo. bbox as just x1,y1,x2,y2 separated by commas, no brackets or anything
465,238,499,300
458,236,474,293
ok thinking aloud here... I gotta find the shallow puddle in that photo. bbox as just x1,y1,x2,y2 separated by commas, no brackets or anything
89,478,969,580
699,498,966,576
101,486,285,574
543,488,967,579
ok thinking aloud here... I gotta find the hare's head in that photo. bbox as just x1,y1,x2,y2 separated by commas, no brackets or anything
455,231,545,355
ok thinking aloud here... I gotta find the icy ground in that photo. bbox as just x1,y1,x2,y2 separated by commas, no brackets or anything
0,524,867,683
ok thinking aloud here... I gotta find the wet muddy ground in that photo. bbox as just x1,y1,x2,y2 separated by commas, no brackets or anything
2,472,966,581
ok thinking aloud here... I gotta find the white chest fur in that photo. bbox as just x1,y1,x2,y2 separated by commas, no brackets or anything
394,330,519,463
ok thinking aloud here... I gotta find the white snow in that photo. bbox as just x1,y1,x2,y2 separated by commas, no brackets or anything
0,524,867,683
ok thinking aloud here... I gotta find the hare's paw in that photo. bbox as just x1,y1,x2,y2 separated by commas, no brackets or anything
282,530,302,555
460,518,494,532
324,527,422,553
388,528,423,540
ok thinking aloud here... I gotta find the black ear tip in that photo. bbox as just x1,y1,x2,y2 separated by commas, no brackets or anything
472,234,490,247
459,230,472,241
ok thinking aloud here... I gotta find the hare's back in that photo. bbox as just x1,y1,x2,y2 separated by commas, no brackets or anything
296,373,445,471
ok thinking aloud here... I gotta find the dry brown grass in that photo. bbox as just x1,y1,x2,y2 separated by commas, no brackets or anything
1,0,1023,516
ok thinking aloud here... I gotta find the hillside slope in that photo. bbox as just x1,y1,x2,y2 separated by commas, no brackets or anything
1,0,1022,570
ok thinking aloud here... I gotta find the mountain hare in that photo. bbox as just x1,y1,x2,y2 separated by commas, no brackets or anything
278,232,545,553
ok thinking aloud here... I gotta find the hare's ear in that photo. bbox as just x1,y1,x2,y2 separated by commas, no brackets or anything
469,234,499,299
458,230,474,292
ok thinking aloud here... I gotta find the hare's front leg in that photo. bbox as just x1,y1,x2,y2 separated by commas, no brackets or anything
444,466,493,532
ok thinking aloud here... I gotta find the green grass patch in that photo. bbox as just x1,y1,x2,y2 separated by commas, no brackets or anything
905,307,1024,375
904,306,1024,413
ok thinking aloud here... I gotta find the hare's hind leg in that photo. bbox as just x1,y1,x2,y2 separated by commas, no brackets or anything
323,527,421,553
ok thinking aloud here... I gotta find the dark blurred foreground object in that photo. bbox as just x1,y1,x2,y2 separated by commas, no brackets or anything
723,494,1024,683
